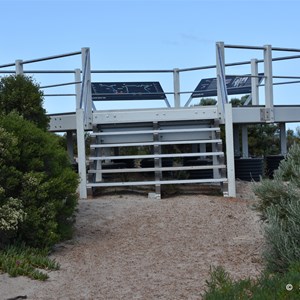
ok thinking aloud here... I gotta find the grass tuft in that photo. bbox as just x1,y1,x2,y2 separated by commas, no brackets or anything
0,244,59,281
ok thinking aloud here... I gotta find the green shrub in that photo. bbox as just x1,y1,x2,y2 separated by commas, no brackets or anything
253,143,300,272
198,98,217,106
0,75,49,131
275,143,300,184
203,266,252,300
0,113,78,248
260,198,300,273
203,264,300,299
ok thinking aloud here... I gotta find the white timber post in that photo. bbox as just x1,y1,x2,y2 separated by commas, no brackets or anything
81,47,92,128
251,59,259,105
75,65,87,199
211,129,220,179
15,60,23,75
241,125,249,158
67,131,74,163
76,108,87,199
264,45,274,122
153,122,162,199
216,42,227,122
173,68,181,108
225,103,236,197
280,123,287,156
75,68,81,110
233,125,240,157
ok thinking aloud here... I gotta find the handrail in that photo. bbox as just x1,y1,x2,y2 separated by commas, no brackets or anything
273,76,300,79
224,44,265,50
224,44,300,53
0,52,81,69
21,51,82,65
0,63,16,69
1,55,300,75
262,80,300,87
91,69,173,73
40,81,81,89
1,42,300,116
44,93,76,97
79,51,88,109
272,47,300,52
0,70,76,74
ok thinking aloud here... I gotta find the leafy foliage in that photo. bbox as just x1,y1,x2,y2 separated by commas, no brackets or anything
247,124,280,156
254,143,300,272
0,75,78,280
263,204,300,273
0,193,26,232
0,75,49,130
0,113,78,248
198,98,217,106
230,95,250,107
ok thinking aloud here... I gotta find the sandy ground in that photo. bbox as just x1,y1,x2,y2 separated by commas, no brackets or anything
0,181,264,300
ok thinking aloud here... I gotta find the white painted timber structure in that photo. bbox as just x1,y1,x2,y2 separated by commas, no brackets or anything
1,42,300,199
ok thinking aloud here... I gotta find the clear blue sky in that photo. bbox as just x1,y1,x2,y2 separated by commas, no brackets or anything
2,0,300,129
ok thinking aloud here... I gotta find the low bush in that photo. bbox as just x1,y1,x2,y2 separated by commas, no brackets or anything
253,143,300,272
0,75,78,280
0,113,78,248
203,264,300,299
203,143,300,298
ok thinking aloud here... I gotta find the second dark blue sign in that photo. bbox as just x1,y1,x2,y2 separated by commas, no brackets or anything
192,74,263,98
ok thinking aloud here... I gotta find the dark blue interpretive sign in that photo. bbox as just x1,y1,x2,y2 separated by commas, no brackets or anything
91,82,166,101
191,74,264,98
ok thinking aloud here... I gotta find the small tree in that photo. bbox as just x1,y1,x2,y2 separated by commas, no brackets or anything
0,113,78,248
248,124,280,156
0,75,49,130
0,74,78,248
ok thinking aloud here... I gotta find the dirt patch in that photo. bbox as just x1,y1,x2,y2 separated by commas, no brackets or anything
0,181,264,300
